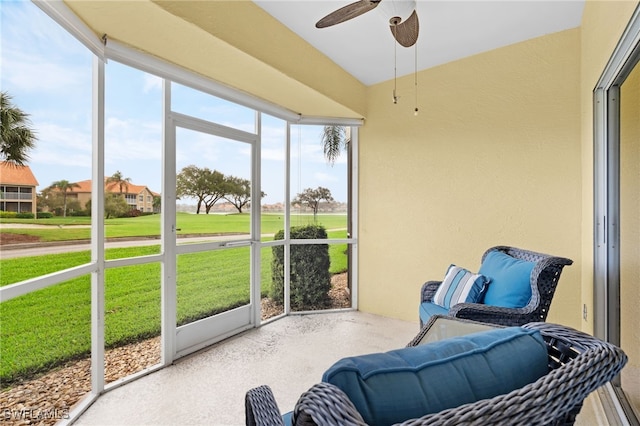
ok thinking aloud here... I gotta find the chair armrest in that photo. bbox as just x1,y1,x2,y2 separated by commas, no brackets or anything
420,281,442,303
449,303,535,327
293,382,366,426
245,385,285,426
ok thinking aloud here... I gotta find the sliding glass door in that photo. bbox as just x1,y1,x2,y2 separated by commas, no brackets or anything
618,52,640,421
593,6,640,422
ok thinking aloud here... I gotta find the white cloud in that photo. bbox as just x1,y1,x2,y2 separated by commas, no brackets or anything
34,123,92,155
143,74,163,93
104,117,162,162
3,52,86,92
1,2,91,95
175,131,221,166
32,149,92,169
28,123,92,187
261,147,285,162
314,172,339,183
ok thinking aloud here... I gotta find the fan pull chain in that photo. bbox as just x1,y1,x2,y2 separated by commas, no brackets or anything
392,40,398,104
414,39,419,116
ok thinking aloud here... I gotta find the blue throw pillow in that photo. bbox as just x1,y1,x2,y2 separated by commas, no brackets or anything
432,265,489,309
479,251,535,308
322,327,549,425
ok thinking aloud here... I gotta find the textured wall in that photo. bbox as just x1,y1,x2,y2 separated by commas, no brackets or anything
358,29,582,325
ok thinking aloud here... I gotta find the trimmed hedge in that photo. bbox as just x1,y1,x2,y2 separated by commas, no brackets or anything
271,224,331,310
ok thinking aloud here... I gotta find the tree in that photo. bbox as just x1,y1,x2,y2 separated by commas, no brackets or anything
0,91,37,165
106,170,131,194
292,187,334,220
321,126,350,165
222,176,265,213
37,187,63,215
152,195,161,213
104,193,129,219
177,165,209,214
176,165,225,214
201,170,226,214
47,180,80,217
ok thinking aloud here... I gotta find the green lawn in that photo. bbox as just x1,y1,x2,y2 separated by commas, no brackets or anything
0,212,347,241
0,226,348,385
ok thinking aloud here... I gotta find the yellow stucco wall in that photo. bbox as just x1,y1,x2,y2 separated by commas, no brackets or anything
358,29,583,326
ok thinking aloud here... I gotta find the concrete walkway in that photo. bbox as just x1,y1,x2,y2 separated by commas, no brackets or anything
0,235,245,260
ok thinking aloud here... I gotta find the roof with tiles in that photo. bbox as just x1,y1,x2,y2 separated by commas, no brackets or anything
0,161,39,186
69,179,155,195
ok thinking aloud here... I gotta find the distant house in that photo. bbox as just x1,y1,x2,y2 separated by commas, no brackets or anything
68,179,159,213
0,161,39,214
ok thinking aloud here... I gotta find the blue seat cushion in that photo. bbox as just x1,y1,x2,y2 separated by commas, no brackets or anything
419,301,449,325
322,327,549,426
480,251,535,308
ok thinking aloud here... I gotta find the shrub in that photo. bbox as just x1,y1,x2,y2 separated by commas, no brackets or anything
0,211,17,218
270,224,331,310
15,212,35,219
36,212,53,219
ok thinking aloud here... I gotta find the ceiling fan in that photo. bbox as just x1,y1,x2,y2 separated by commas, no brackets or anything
315,0,419,47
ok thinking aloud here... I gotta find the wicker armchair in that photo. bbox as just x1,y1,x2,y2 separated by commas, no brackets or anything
245,323,627,426
420,246,573,327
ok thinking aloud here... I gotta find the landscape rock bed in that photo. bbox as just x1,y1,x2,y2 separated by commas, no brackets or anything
0,233,40,245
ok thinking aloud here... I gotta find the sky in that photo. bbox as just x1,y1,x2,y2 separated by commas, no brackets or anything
0,0,348,205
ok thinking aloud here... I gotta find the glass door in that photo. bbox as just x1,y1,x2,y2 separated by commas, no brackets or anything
593,6,640,422
618,54,640,421
169,113,258,358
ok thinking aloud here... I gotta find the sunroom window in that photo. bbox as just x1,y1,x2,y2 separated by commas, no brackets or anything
0,1,360,423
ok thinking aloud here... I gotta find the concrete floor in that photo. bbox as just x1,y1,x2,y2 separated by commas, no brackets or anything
74,311,418,426
74,311,606,426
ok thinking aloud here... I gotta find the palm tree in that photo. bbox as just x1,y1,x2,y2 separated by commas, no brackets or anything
48,180,80,217
322,125,354,294
106,170,131,194
0,91,37,165
321,126,350,165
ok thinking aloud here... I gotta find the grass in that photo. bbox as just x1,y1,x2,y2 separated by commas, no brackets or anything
0,213,347,241
0,227,348,385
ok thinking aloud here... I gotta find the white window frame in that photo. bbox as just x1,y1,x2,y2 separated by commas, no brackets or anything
1,2,363,424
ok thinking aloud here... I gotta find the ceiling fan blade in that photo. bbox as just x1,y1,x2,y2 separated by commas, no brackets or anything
316,0,381,29
389,9,419,47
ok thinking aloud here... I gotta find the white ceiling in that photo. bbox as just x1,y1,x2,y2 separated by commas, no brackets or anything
254,1,585,86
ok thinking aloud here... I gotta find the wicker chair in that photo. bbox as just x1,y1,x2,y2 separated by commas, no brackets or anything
420,246,573,327
245,323,627,426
